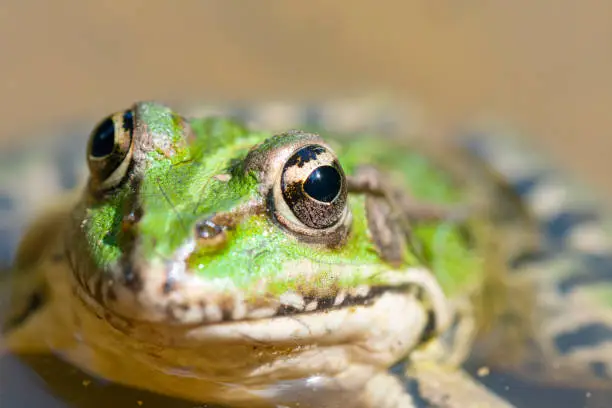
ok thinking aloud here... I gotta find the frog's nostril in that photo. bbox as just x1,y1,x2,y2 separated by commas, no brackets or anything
195,218,227,249
196,219,223,239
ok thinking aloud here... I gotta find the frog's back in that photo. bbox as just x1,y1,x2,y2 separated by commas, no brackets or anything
461,129,612,390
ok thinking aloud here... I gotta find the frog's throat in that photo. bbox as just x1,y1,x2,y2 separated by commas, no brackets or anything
71,262,450,343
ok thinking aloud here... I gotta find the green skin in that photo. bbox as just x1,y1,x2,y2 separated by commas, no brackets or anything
3,101,508,407
82,103,478,301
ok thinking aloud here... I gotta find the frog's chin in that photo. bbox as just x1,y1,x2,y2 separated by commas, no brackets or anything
72,288,434,405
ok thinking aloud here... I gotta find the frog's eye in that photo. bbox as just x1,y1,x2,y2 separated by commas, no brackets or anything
87,109,135,190
279,144,348,230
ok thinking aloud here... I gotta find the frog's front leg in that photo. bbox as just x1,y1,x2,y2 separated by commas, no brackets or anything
265,363,514,408
341,367,513,408
343,164,511,407
1,255,78,355
398,356,517,408
1,204,79,355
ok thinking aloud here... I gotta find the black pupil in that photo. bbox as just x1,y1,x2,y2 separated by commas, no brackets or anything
303,165,342,203
90,116,115,158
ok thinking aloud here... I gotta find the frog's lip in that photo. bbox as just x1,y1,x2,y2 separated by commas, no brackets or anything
74,261,450,340
130,291,431,347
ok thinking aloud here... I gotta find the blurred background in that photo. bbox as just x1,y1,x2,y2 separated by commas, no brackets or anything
1,0,611,194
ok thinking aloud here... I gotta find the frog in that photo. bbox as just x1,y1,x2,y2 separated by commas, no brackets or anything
1,99,611,408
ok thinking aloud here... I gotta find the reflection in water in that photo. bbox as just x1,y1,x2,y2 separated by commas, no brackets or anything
1,349,611,407
0,353,217,408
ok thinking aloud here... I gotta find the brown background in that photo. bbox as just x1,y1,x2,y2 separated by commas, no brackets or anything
2,1,611,197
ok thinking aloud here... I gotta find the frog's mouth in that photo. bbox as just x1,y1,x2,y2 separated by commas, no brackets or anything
73,253,450,344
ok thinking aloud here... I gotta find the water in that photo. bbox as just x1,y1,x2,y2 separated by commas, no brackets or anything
0,353,212,408
1,344,610,407
464,362,612,408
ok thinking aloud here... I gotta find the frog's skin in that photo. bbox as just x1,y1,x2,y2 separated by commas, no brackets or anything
1,100,611,408
462,132,612,389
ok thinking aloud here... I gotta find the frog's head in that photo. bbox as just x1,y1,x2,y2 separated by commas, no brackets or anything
69,101,451,345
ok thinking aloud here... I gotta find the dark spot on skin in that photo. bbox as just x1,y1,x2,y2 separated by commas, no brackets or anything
557,253,612,293
102,231,115,247
3,286,48,332
419,309,438,344
508,249,552,270
90,116,115,158
276,304,303,316
285,145,326,168
554,323,612,355
365,195,405,267
510,175,546,197
543,211,600,248
388,359,408,377
315,296,335,310
455,224,477,250
589,361,611,380
392,366,431,408
302,295,316,305
275,287,392,318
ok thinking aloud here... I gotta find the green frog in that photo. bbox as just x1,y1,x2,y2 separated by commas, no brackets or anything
2,99,611,407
